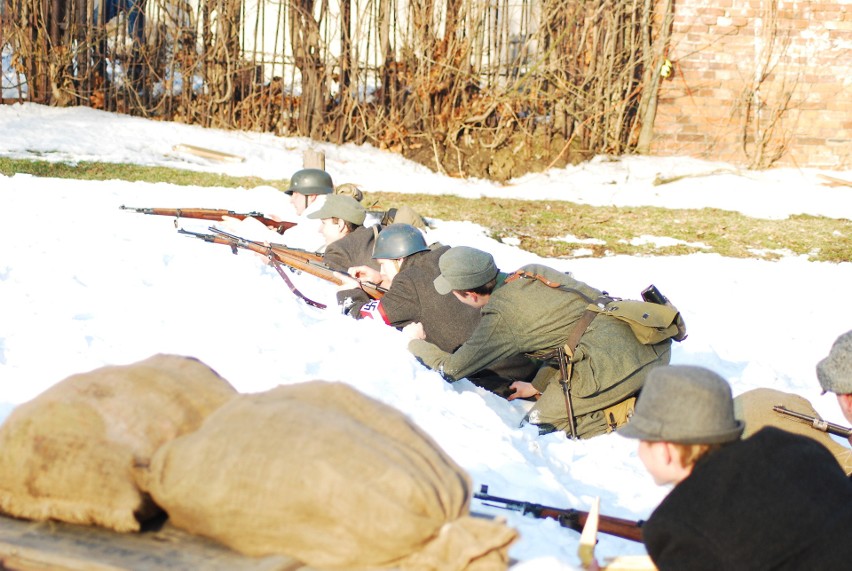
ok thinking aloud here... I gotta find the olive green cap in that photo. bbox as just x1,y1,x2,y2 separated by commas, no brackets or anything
433,247,498,295
307,194,367,226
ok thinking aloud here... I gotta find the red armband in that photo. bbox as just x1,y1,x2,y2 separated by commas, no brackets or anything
359,300,392,325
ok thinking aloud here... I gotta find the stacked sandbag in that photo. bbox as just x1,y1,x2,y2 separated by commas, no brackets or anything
141,381,518,571
734,387,852,475
0,354,237,532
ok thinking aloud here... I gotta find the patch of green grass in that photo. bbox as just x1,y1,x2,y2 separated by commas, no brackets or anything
366,192,852,263
2,156,849,263
0,157,290,191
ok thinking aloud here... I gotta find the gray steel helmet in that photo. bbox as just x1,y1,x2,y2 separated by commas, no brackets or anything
372,223,428,259
285,168,334,196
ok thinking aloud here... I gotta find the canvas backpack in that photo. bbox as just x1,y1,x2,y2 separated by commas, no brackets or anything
506,270,687,346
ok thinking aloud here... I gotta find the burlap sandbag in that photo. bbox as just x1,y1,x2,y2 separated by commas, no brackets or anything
0,354,237,532
734,388,852,475
141,381,517,570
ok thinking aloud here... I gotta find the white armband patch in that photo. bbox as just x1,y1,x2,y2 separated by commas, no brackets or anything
359,299,391,324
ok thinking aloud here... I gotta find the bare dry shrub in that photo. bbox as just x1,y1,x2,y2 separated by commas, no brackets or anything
4,0,674,178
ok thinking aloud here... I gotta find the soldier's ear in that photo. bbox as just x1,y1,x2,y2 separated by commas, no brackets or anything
452,290,472,302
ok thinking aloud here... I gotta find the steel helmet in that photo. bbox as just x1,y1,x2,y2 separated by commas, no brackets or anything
285,168,335,196
372,223,429,259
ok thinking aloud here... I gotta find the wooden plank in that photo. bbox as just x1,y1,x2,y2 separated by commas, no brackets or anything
818,174,852,188
602,555,657,570
302,151,325,170
172,144,246,164
577,497,599,568
0,515,311,571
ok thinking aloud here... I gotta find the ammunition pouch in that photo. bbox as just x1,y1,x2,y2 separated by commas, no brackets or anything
589,300,681,345
602,396,637,433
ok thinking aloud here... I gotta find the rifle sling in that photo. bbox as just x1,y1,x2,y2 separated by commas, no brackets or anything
504,270,598,305
269,257,327,309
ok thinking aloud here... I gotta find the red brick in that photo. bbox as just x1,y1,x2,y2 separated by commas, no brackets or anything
795,137,826,145
651,0,850,168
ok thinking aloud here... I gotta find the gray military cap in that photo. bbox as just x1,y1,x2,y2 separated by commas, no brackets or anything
433,246,498,295
306,194,367,226
619,365,744,444
817,330,852,395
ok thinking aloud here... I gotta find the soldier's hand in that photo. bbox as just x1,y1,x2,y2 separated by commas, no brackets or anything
402,322,426,341
336,273,361,291
507,381,540,401
348,265,382,284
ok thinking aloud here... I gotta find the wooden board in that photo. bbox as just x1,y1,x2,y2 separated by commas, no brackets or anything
818,174,852,188
602,555,657,570
302,151,325,170
0,515,313,571
172,144,246,163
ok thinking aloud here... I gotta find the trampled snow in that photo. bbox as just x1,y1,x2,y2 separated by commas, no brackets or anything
1,103,850,569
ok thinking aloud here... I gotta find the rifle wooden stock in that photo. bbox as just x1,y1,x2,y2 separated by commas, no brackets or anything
120,206,296,234
256,242,387,300
772,405,852,438
180,228,386,300
539,505,644,543
267,244,324,264
474,486,644,543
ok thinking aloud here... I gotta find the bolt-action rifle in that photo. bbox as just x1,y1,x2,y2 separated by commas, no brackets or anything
180,227,387,301
120,205,296,234
772,405,852,438
473,485,644,543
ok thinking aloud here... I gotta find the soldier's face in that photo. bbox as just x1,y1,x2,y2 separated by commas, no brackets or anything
638,440,690,486
638,441,673,485
290,192,311,215
320,218,346,245
452,290,488,308
837,393,852,425
377,258,401,283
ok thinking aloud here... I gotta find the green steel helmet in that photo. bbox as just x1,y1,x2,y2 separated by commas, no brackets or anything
285,168,335,196
372,223,428,260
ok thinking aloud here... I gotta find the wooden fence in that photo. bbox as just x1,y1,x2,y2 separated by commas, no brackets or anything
0,0,673,178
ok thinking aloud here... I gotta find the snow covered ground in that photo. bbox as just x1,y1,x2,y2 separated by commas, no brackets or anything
1,103,850,569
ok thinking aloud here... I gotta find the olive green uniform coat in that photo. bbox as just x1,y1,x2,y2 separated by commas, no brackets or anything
409,264,671,438
339,246,538,394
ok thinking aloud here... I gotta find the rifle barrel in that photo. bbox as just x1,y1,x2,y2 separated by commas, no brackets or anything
473,487,643,543
120,206,295,233
183,228,385,299
772,405,852,438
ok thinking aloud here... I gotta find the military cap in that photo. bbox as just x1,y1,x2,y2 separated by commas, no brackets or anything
817,330,852,395
307,194,367,226
619,365,744,444
433,246,498,295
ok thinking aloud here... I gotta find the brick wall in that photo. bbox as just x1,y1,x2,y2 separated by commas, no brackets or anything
650,0,851,169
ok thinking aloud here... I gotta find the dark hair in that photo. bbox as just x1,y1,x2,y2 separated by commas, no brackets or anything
460,276,497,296
332,218,360,233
